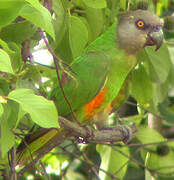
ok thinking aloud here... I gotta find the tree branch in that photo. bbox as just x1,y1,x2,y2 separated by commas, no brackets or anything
17,117,136,177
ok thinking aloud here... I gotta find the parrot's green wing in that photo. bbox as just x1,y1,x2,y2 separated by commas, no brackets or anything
53,51,110,116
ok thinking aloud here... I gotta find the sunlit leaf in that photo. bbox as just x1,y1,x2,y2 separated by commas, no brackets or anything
0,104,15,158
97,145,129,180
0,0,25,28
0,49,14,74
20,0,55,40
8,88,59,128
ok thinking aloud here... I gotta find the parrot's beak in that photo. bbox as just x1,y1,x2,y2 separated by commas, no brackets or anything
144,29,163,51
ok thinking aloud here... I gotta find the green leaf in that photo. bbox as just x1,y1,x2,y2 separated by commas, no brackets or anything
141,43,172,83
69,15,88,59
146,150,174,176
97,145,129,180
86,7,104,41
52,0,68,46
0,21,37,43
158,101,174,126
8,89,59,128
131,64,153,105
0,103,4,116
0,39,15,54
0,49,14,74
120,0,127,10
83,0,107,9
19,1,55,40
152,81,169,110
0,104,15,158
135,127,165,148
0,0,25,28
7,42,23,73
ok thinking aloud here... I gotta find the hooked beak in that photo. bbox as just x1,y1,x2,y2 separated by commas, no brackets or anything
144,29,163,51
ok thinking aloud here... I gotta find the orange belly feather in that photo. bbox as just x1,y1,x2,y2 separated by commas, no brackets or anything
84,88,108,119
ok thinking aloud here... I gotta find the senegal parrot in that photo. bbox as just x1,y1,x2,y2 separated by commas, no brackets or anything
17,10,163,165
51,9,163,126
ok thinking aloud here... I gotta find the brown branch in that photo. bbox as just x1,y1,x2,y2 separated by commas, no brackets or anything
9,147,16,180
44,0,52,12
17,117,136,177
21,40,32,63
60,117,136,144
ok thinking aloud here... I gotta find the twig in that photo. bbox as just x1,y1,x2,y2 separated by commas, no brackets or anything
72,141,100,180
9,147,16,180
25,59,55,69
39,30,79,125
39,161,51,180
60,158,74,179
72,9,86,14
111,145,154,173
59,145,121,180
114,138,174,148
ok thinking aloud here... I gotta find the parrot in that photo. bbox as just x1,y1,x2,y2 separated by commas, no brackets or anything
16,10,163,165
51,9,163,126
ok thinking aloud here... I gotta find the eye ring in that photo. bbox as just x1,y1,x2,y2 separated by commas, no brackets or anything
136,19,145,29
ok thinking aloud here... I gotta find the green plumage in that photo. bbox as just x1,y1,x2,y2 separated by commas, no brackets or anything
17,10,163,165
53,22,137,120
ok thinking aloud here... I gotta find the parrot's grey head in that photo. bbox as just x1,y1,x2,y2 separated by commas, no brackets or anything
117,10,163,54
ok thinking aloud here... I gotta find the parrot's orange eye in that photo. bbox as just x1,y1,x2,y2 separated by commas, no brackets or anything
136,20,145,29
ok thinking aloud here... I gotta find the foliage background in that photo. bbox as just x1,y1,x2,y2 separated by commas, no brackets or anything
0,0,174,179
